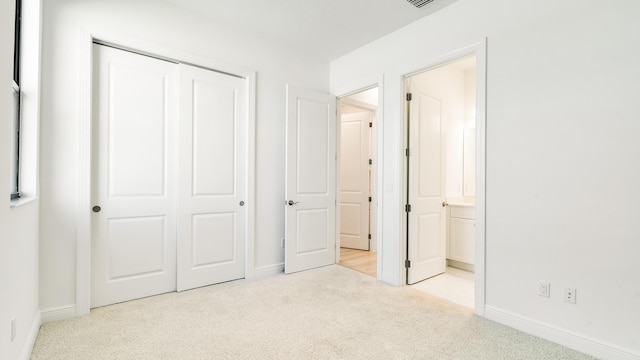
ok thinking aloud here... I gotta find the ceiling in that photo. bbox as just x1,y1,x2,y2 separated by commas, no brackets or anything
161,0,458,61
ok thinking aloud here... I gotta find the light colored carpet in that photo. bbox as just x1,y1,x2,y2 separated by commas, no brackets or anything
31,265,595,360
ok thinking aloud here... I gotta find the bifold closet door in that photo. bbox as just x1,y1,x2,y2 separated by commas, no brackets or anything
177,64,247,291
91,44,179,308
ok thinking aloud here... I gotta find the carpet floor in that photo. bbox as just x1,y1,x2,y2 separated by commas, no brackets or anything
31,265,595,359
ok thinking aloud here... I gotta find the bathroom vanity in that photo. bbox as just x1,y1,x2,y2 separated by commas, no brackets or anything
447,203,475,270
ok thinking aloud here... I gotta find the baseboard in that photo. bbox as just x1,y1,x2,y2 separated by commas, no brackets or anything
253,263,284,278
21,312,41,360
447,259,474,272
485,306,640,360
41,304,77,324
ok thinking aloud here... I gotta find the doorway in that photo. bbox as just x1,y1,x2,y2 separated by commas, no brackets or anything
404,55,478,308
337,87,378,277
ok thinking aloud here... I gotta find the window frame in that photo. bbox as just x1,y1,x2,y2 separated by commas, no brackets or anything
11,0,22,201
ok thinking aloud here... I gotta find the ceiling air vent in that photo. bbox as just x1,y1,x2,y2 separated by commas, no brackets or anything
406,0,435,8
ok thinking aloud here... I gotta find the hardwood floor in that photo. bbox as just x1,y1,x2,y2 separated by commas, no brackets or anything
339,248,377,277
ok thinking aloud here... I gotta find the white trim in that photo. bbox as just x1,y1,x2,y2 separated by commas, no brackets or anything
485,306,640,360
20,312,41,360
335,102,342,259
41,305,77,324
9,196,38,208
473,40,487,317
17,0,43,201
335,75,384,280
76,28,257,316
399,39,487,316
76,29,93,316
253,263,285,278
245,72,257,280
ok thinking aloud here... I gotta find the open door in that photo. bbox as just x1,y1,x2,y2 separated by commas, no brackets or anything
284,85,336,274
340,111,372,250
406,85,447,285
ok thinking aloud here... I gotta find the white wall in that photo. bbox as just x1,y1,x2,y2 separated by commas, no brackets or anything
0,0,41,358
39,0,328,315
331,0,640,358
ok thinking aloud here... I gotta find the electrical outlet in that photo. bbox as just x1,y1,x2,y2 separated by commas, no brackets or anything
10,318,16,342
538,281,550,298
564,288,577,304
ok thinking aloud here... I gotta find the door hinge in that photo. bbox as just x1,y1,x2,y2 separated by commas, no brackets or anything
406,93,412,101
405,259,411,268
368,234,372,240
369,122,373,128
405,148,411,157
369,196,372,202
405,204,412,212
369,159,372,165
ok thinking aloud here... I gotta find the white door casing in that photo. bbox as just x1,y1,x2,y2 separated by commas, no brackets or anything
176,64,247,291
285,85,337,274
340,111,371,250
91,45,178,308
407,90,447,285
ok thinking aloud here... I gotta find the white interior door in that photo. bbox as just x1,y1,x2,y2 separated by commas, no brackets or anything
285,85,336,274
91,44,178,308
340,111,371,250
177,64,246,291
407,90,446,285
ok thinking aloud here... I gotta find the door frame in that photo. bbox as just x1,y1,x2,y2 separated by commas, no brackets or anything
335,77,384,280
75,31,257,316
400,41,487,315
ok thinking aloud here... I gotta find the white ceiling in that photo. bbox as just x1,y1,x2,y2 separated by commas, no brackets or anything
162,0,459,61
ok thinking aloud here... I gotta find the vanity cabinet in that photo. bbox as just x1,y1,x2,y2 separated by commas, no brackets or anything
448,206,475,265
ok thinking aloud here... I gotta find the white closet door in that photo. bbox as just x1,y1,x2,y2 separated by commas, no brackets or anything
177,64,246,291
284,85,336,274
91,44,178,308
407,92,446,285
340,111,371,250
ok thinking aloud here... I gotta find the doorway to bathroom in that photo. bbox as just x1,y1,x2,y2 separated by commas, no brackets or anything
405,55,478,308
337,86,378,278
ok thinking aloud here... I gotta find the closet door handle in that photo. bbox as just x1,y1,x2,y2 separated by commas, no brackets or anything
92,206,102,213
288,200,299,206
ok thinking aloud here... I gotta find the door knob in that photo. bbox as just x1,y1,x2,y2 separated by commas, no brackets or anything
288,200,299,206
442,201,448,207
92,206,101,213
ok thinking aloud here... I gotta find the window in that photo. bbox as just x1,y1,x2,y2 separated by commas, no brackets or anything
11,0,22,200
